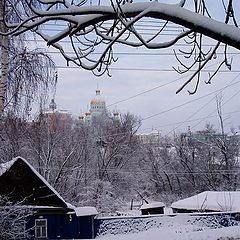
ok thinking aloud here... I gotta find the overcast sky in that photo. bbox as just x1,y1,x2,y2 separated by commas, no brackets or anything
33,0,240,136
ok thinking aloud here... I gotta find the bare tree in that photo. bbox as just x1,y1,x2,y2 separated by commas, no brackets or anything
0,0,239,93
24,112,78,183
215,95,240,190
0,195,32,240
137,121,240,202
0,114,28,162
178,122,240,191
93,113,140,181
5,46,56,117
0,0,56,117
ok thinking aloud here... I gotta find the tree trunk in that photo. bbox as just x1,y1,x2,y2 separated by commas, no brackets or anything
0,1,9,115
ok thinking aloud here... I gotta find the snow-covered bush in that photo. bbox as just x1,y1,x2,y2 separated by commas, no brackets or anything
78,180,126,216
0,195,32,240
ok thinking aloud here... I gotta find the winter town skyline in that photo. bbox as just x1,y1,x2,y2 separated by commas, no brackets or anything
42,51,240,135
26,0,240,135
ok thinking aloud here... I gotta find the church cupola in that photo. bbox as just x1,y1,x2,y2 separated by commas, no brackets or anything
90,88,106,117
49,99,57,111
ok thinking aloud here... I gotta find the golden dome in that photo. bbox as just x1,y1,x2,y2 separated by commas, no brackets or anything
90,89,105,105
90,99,99,104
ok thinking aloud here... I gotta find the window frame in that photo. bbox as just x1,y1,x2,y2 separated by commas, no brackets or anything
35,218,48,239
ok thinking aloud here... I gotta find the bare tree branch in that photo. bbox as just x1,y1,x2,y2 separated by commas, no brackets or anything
1,0,240,93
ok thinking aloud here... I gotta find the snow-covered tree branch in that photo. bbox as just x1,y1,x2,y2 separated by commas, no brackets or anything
0,195,32,239
1,0,239,92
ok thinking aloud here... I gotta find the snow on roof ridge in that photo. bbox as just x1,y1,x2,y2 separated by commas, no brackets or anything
171,191,240,212
1,156,72,209
74,206,98,217
140,201,165,210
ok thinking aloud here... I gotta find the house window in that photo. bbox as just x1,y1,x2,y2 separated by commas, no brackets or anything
35,219,47,238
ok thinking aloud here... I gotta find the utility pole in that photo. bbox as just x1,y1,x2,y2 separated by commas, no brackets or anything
0,1,9,116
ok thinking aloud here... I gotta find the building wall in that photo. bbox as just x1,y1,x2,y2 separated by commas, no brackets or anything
27,212,95,239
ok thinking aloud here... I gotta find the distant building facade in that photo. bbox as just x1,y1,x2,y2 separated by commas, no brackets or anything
39,99,71,132
137,130,161,143
180,126,226,146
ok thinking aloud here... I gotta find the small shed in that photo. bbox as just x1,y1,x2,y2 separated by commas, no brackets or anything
171,191,240,213
0,156,98,239
72,206,98,239
140,202,165,215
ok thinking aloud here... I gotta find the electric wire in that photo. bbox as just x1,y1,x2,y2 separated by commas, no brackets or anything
141,79,240,122
141,110,240,130
107,73,193,107
163,73,240,136
55,66,240,72
44,51,240,56
191,85,240,131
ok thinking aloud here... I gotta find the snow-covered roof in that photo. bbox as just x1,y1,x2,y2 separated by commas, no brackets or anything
0,157,70,209
0,157,99,216
171,191,240,212
74,206,98,217
140,202,165,210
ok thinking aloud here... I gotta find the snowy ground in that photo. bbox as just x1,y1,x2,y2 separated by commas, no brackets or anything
97,225,240,240
96,212,240,240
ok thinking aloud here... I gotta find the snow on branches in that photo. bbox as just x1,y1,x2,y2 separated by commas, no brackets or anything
1,0,239,93
0,195,32,239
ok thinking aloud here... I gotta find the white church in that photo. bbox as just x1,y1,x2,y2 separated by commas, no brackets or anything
79,88,120,124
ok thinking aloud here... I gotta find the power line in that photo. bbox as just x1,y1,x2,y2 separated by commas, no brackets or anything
163,73,240,136
191,85,240,131
27,38,227,48
141,79,240,122
55,66,239,73
107,73,192,107
105,59,239,123
143,110,240,129
41,28,183,36
47,51,240,56
44,22,184,29
165,95,217,135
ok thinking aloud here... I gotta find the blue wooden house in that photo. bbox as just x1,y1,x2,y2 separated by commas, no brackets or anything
0,156,98,239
